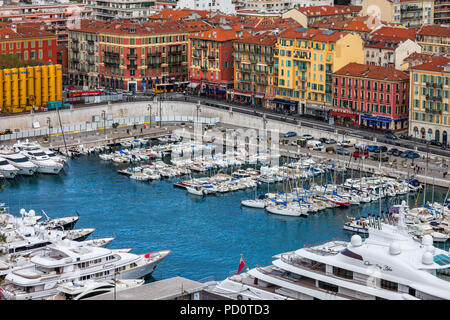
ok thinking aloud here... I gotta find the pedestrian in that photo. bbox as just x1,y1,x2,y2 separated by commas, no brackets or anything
140,128,143,134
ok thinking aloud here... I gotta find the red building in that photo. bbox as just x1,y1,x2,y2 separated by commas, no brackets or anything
332,63,409,132
0,23,58,65
188,26,250,98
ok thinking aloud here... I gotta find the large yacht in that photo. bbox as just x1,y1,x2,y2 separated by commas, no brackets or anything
0,156,19,179
0,150,37,176
20,149,63,174
0,240,171,300
208,214,450,300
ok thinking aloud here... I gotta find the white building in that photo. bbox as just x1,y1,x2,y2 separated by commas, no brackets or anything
176,0,236,15
83,0,158,20
241,0,333,14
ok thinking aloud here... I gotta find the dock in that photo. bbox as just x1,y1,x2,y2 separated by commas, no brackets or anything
85,276,228,300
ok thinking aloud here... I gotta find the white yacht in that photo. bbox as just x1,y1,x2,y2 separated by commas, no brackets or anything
0,240,171,300
209,215,450,300
20,149,63,174
44,149,67,164
50,279,145,300
0,156,19,179
0,150,37,176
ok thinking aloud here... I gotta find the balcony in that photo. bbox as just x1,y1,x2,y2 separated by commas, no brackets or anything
425,107,442,114
426,95,442,101
127,63,138,69
170,61,182,66
168,51,181,56
201,65,208,71
104,51,119,58
71,59,79,64
127,53,137,59
208,54,217,60
147,52,160,57
425,82,443,88
148,62,160,68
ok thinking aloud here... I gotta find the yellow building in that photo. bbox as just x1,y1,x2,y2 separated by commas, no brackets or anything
409,56,450,145
0,64,62,113
272,27,364,119
362,0,434,29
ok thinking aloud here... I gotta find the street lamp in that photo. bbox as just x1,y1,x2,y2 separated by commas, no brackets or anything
102,110,106,141
47,117,51,144
147,103,152,128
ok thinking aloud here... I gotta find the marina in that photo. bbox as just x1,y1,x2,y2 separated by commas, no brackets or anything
0,133,448,299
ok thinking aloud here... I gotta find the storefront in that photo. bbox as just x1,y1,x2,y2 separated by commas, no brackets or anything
361,115,392,130
232,89,253,104
270,98,298,114
330,109,359,127
304,103,332,121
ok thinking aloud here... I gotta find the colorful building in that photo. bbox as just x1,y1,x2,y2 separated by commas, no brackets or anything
272,27,364,119
282,5,362,27
416,24,450,57
0,23,58,65
409,56,450,145
231,33,278,108
332,62,409,131
188,26,250,98
68,20,194,91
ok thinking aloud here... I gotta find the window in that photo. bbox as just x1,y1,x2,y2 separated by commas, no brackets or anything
318,281,339,293
333,267,353,279
380,279,398,291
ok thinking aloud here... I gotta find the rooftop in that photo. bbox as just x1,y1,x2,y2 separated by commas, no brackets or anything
295,5,362,17
417,24,450,37
279,27,345,42
334,62,409,81
410,56,450,72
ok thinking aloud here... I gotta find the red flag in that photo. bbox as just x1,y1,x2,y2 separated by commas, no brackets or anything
144,253,150,258
237,256,246,274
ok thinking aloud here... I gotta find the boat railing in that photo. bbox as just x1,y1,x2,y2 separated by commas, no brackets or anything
302,238,348,250
280,255,372,288
256,266,358,300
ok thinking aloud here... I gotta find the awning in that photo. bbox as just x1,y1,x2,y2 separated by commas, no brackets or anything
235,92,252,97
362,116,376,121
331,110,357,118
187,82,200,89
394,118,408,122
376,117,392,123
306,103,332,111
271,98,297,106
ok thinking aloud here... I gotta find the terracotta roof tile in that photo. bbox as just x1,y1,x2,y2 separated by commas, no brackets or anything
296,5,362,17
417,24,450,37
334,62,409,81
410,56,450,72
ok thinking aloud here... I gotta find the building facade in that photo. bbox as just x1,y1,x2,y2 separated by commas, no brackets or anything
362,0,434,28
332,62,409,131
231,34,277,108
0,24,58,65
272,27,364,119
68,21,190,91
188,26,248,98
416,24,450,57
434,0,450,25
176,0,236,14
282,5,362,27
83,0,157,21
409,56,450,145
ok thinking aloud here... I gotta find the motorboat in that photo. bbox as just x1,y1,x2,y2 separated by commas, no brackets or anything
0,240,171,300
0,156,19,179
186,186,207,196
82,237,115,248
241,199,267,209
65,228,96,242
0,150,37,176
49,279,145,300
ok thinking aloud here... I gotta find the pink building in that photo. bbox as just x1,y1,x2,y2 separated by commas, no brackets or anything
332,62,409,132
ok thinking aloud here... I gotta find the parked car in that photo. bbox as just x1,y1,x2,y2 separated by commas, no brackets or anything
387,148,398,155
307,140,324,150
320,138,336,144
392,149,402,157
430,140,442,147
379,146,388,153
335,147,350,155
283,131,297,138
301,134,314,140
122,91,135,96
371,154,389,162
355,143,368,151
338,139,357,147
408,152,420,159
367,145,380,153
400,151,410,158
353,149,369,159
385,132,398,140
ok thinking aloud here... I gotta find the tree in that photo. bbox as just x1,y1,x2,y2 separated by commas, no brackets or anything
0,53,48,69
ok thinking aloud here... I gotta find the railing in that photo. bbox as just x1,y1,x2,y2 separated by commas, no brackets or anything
425,82,443,88
127,53,137,59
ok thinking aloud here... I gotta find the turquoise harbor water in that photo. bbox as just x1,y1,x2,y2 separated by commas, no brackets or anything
0,153,448,282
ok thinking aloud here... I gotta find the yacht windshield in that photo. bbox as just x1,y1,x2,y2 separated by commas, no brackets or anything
32,152,47,157
11,157,29,163
436,268,450,282
0,160,9,166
